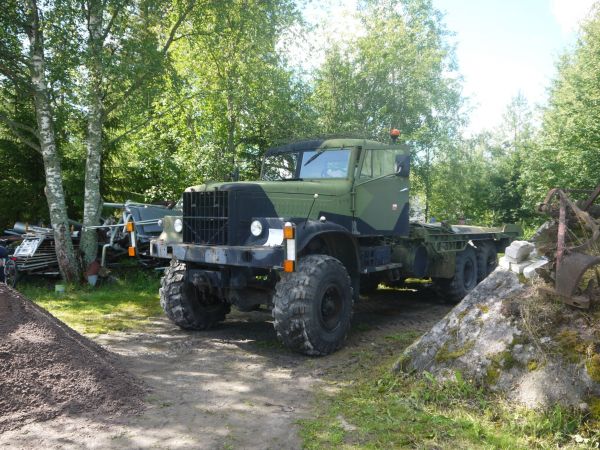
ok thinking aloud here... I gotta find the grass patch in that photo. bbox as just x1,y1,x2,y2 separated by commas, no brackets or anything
300,343,599,449
18,270,163,334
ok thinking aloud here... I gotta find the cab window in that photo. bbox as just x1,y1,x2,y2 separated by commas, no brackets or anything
360,149,397,179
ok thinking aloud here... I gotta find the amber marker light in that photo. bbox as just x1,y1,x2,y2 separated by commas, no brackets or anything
283,260,295,273
128,247,136,257
283,221,296,272
126,221,134,232
283,223,295,239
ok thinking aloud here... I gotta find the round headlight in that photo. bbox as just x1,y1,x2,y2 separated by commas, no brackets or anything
250,220,263,237
173,218,183,233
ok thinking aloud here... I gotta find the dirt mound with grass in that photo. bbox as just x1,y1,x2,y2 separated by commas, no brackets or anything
0,284,145,432
394,269,600,411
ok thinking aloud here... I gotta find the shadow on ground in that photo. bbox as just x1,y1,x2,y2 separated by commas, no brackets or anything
0,285,452,450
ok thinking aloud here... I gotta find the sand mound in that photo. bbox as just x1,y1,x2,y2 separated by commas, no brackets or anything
0,284,145,432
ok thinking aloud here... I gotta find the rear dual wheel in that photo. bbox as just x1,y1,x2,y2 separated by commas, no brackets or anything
435,246,478,303
476,241,498,282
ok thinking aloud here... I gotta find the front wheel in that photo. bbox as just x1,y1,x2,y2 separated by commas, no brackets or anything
272,255,354,356
160,260,230,330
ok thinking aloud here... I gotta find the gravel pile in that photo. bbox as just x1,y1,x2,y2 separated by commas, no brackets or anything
0,284,145,432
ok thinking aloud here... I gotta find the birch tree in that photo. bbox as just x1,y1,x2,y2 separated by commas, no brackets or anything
0,0,81,281
79,0,199,266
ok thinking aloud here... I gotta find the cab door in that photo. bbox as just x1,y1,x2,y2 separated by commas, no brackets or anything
353,145,410,236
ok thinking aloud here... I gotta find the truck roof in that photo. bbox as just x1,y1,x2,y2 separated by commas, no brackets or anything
265,138,392,156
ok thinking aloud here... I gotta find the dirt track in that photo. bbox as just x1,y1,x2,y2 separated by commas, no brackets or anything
0,287,451,449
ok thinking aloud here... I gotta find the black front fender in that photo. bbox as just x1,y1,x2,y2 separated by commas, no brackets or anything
294,220,360,283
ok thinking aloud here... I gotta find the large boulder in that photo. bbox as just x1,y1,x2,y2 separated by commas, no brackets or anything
394,269,600,409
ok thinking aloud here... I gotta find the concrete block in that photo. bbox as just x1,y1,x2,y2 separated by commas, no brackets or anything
505,240,535,262
510,260,532,274
498,256,511,270
523,258,550,279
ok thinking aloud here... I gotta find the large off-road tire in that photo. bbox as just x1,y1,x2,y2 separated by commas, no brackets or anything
435,246,478,303
476,241,498,282
160,260,230,330
272,254,354,356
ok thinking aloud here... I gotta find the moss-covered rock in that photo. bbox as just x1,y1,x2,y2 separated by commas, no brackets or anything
586,354,600,383
394,269,600,410
435,339,475,363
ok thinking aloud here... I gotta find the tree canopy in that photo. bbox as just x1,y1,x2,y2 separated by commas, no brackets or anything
1,0,599,239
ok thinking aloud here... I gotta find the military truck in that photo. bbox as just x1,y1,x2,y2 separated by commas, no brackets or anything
150,137,520,355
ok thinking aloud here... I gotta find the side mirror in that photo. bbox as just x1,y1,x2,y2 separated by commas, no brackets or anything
395,154,410,177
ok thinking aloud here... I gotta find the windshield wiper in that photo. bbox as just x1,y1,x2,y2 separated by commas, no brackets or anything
281,177,304,181
303,150,324,166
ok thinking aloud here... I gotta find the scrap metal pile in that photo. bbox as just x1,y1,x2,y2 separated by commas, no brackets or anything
2,223,78,287
535,184,600,308
1,200,180,286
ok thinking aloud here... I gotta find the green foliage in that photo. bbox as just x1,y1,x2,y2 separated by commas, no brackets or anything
2,0,600,233
0,137,48,229
104,0,311,203
519,5,600,211
312,0,464,217
429,94,538,226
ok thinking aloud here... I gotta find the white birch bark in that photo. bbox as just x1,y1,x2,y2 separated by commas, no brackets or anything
226,90,237,171
80,0,104,267
26,0,81,282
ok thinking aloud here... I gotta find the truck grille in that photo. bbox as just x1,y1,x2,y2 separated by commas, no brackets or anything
183,191,229,245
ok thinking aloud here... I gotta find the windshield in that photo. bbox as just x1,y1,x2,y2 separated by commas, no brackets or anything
261,148,352,181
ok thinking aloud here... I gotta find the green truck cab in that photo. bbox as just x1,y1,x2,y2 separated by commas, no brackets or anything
151,138,520,355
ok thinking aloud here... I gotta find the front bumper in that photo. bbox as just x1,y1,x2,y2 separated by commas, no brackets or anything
150,239,285,269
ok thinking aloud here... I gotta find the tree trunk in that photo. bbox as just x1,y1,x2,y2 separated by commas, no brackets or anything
80,0,105,267
424,146,431,222
226,90,236,174
26,0,81,282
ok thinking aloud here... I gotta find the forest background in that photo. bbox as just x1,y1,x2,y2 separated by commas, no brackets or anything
1,0,598,279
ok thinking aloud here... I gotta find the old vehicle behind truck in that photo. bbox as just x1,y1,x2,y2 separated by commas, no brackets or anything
150,136,520,355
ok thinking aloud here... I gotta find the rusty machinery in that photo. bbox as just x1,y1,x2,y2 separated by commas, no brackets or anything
536,184,600,309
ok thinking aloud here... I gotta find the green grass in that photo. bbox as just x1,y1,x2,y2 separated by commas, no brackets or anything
18,270,164,334
300,332,599,449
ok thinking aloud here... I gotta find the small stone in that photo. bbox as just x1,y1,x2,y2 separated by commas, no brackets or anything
505,241,535,262
523,258,550,279
513,344,523,352
578,402,589,412
540,337,552,344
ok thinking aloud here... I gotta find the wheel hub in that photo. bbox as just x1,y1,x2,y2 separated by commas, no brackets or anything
320,285,343,331
464,259,476,289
